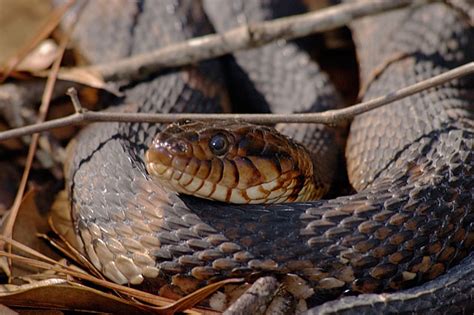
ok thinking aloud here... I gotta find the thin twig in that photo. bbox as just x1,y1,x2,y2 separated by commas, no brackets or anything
62,0,437,83
66,87,84,113
0,61,473,142
0,248,242,312
0,251,167,307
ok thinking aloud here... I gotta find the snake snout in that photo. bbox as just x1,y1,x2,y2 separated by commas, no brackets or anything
145,131,189,183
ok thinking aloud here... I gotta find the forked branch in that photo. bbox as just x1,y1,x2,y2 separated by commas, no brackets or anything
0,62,473,142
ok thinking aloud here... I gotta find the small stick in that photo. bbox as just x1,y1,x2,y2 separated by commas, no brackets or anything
0,61,472,142
63,0,437,83
66,87,84,113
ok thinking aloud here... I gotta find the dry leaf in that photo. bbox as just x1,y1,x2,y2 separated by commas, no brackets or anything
49,190,79,251
11,190,61,277
16,39,59,72
0,280,151,314
0,304,17,315
34,67,123,96
0,0,73,82
0,0,51,65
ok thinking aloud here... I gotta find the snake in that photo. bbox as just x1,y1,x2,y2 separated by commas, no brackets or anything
64,0,474,313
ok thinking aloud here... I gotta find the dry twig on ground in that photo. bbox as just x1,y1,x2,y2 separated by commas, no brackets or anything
66,0,437,83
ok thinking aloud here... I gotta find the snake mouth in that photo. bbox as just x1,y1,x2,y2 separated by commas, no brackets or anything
145,121,326,203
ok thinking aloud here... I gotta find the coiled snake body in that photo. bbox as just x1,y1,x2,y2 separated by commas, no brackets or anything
65,0,473,313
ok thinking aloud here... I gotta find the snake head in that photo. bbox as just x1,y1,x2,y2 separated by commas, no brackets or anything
146,120,322,203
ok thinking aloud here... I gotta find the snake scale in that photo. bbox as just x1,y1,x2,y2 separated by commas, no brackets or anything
64,0,473,313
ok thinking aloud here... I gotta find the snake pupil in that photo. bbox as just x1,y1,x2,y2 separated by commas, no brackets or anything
209,134,229,156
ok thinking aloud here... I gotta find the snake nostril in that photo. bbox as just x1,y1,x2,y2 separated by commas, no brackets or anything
170,140,190,155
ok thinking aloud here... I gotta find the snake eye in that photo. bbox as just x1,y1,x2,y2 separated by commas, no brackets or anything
209,133,229,156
